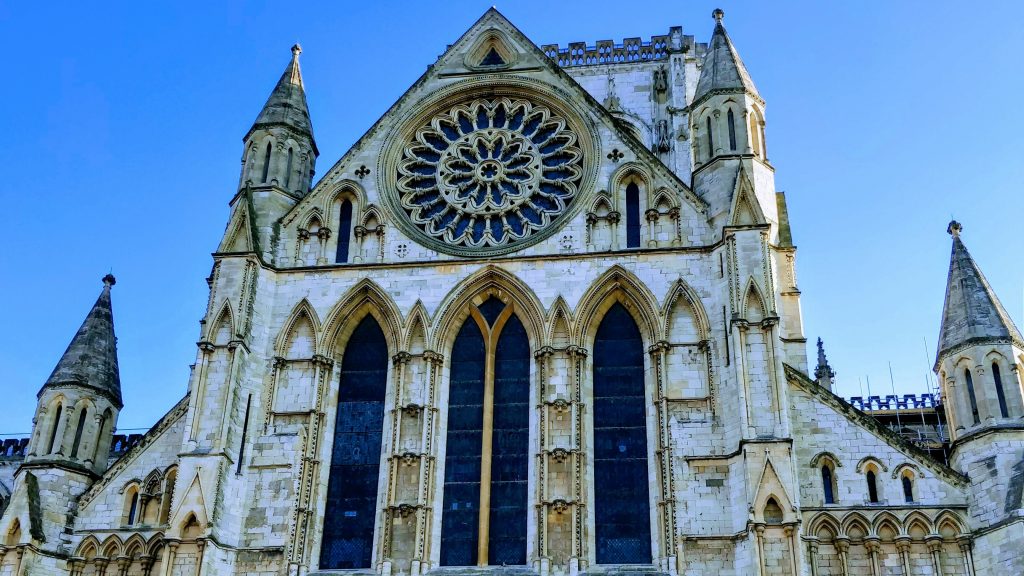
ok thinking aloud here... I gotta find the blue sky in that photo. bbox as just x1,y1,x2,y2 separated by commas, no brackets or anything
1,1,1022,434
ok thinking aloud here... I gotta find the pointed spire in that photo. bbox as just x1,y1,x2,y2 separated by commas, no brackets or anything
936,221,1024,363
693,8,760,106
814,337,836,390
41,275,122,407
246,44,317,153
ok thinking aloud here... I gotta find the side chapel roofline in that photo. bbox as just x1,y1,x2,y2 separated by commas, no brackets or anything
40,274,123,408
935,220,1024,367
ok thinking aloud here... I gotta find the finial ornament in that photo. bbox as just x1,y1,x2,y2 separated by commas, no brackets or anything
947,220,962,238
291,43,302,58
712,8,725,24
102,273,116,287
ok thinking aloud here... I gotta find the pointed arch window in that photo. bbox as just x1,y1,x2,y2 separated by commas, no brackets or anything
727,109,737,151
625,182,641,249
46,404,63,454
261,141,273,183
705,116,714,159
965,367,980,424
126,489,139,525
593,302,652,564
866,469,879,503
902,474,914,503
821,464,836,504
285,147,294,189
70,407,88,459
320,316,389,570
440,298,529,566
336,200,353,263
993,362,1009,418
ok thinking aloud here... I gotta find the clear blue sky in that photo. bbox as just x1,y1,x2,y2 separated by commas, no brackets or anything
1,1,1022,435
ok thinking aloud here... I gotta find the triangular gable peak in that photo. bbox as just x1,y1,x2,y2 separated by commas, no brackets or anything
728,164,766,226
292,8,706,251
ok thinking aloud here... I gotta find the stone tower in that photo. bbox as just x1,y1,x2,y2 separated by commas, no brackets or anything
935,220,1024,572
1,275,121,564
229,44,319,261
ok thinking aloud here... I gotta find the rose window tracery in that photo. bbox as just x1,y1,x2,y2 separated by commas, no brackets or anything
396,97,585,250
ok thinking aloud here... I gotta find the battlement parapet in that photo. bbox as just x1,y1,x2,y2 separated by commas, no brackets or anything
541,26,703,68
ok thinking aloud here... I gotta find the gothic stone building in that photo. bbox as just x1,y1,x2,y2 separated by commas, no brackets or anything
1,8,1022,576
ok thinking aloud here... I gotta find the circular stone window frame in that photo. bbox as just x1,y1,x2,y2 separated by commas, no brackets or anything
378,76,602,258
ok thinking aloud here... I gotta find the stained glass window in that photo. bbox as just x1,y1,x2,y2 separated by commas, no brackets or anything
593,303,652,564
440,299,529,566
320,316,388,569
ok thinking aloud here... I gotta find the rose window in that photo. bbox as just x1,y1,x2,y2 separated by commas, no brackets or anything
396,97,584,250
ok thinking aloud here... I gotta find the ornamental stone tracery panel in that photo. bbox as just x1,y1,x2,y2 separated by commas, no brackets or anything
383,81,600,257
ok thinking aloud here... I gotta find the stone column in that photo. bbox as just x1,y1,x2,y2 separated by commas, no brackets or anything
140,555,155,576
864,538,880,576
645,209,659,248
161,540,178,576
806,540,819,576
568,346,587,576
68,557,84,576
927,537,944,575
754,525,766,576
608,212,620,251
784,526,798,576
189,342,216,443
94,557,109,576
958,537,975,576
116,555,130,576
316,227,331,265
415,351,443,574
195,539,207,576
649,340,677,571
834,538,850,576
895,537,912,576
353,226,366,263
669,207,681,247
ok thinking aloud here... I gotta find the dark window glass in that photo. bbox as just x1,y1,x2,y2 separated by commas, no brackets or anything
480,47,506,67
993,363,1009,418
866,470,879,503
127,492,139,525
237,395,252,474
489,314,529,565
902,475,914,503
261,142,272,183
320,316,388,569
727,109,737,151
70,408,87,459
440,318,485,566
822,465,835,504
336,201,353,263
706,117,714,159
47,405,63,454
477,297,505,326
965,368,980,424
763,498,783,523
594,303,652,564
626,183,641,249
285,147,294,189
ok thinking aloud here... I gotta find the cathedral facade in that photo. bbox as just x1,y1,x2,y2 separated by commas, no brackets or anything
1,8,1023,576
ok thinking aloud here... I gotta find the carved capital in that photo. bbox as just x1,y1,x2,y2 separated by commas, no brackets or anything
312,354,334,368
392,351,412,366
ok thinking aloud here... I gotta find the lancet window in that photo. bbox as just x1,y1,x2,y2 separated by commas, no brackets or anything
336,200,353,263
993,362,1009,418
320,316,389,569
965,367,980,424
593,302,652,564
440,297,529,566
625,182,641,248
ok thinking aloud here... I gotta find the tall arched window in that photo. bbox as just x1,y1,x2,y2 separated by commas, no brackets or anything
336,200,353,263
993,362,1009,418
727,109,737,151
320,316,388,570
261,141,273,183
70,407,88,459
440,298,529,566
866,469,879,503
705,116,714,159
821,465,835,504
593,302,652,564
285,147,294,189
46,404,63,454
127,490,139,525
625,182,641,249
965,368,980,424
902,474,914,503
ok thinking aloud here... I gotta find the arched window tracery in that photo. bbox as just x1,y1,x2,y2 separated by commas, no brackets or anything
319,315,389,570
593,302,652,564
440,297,529,566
